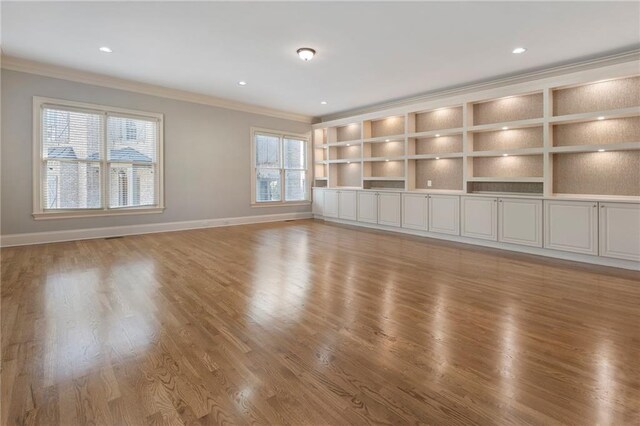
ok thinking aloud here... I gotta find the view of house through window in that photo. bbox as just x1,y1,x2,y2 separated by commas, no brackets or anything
253,130,308,204
38,101,162,215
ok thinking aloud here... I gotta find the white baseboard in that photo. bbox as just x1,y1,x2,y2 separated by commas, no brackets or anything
322,217,640,271
0,212,313,247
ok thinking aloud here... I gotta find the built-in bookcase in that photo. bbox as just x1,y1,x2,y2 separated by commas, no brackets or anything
313,71,640,199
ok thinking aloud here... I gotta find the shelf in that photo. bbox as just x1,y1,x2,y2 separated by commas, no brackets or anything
468,148,543,157
550,142,640,154
468,118,544,133
328,139,361,147
363,134,405,143
363,176,405,181
408,128,463,139
472,92,543,126
553,76,640,116
315,144,328,149
314,160,328,164
314,177,328,181
327,159,361,164
407,153,463,160
549,107,640,124
467,177,544,183
363,156,405,162
412,106,463,133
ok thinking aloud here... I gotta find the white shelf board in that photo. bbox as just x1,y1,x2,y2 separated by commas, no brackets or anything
467,177,544,183
468,148,543,157
328,139,362,147
406,153,463,160
327,159,362,164
550,106,640,124
469,118,543,133
550,141,640,154
314,160,328,164
408,128,463,139
363,134,405,143
363,176,406,181
363,156,405,162
314,177,328,180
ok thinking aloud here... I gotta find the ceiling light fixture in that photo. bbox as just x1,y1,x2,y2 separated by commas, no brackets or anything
385,159,390,162
99,46,113,53
435,157,440,160
238,81,247,86
502,127,509,130
320,101,328,105
385,139,390,142
503,154,509,157
598,149,605,152
512,47,527,54
597,116,605,120
297,47,316,61
346,144,350,146
435,134,441,137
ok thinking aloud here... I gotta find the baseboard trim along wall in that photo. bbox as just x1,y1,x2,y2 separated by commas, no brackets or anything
0,212,313,248
318,216,640,272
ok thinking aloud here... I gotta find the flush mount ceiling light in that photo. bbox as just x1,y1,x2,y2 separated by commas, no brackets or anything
512,47,527,54
297,47,316,61
238,81,247,86
99,46,113,53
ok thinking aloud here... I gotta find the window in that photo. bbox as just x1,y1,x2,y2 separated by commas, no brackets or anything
33,97,164,219
251,128,309,205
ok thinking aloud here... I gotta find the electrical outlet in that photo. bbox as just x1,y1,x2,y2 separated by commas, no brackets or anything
427,180,432,187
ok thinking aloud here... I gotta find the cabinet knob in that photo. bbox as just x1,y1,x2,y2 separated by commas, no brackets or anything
600,205,605,208
593,204,597,208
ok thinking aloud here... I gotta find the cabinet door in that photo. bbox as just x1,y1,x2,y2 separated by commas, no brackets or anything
428,195,460,235
461,197,498,241
312,188,325,216
323,190,339,218
357,192,378,224
544,201,598,255
498,198,542,247
378,192,401,227
338,190,357,221
402,193,428,230
599,202,640,261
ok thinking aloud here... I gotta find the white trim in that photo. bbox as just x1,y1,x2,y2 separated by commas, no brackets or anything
0,212,313,248
33,96,165,217
320,216,640,272
2,55,313,124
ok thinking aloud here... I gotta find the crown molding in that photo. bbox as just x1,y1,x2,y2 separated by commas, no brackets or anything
1,55,314,124
319,49,640,122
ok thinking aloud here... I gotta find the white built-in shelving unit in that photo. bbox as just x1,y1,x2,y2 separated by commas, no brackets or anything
313,72,640,200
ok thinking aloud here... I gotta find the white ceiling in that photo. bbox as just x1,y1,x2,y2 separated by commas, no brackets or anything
2,2,639,119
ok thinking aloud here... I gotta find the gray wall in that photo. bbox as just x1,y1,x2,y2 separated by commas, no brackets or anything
1,69,312,236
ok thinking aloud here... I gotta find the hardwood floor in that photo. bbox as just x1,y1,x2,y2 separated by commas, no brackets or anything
1,219,639,425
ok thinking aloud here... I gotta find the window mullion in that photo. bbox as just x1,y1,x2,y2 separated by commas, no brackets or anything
102,113,108,210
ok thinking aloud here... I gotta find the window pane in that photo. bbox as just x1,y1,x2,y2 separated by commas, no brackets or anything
255,134,280,168
43,108,103,161
107,116,157,163
285,170,306,201
284,138,306,169
43,160,101,209
256,169,281,202
109,163,156,208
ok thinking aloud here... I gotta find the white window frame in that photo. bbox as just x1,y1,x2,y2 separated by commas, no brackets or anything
250,127,311,207
33,96,165,219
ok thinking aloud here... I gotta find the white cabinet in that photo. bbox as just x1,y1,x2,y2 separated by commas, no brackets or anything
498,198,543,247
378,193,401,228
402,193,428,231
599,202,640,261
312,188,325,216
461,196,498,241
357,192,378,224
544,200,598,255
323,189,339,218
338,190,357,221
428,195,460,235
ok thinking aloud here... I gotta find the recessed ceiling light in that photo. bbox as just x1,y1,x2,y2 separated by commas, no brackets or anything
512,47,527,54
502,127,509,131
598,149,605,152
320,101,328,105
435,134,441,137
346,144,350,146
503,154,509,157
385,139,390,142
297,47,316,61
597,116,605,120
238,81,247,86
347,161,351,164
385,159,390,162
99,46,113,53
435,157,440,160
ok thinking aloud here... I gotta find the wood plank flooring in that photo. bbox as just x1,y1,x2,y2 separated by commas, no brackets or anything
1,219,639,425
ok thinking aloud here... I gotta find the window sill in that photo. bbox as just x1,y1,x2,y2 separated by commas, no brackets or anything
33,207,165,220
251,201,311,208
